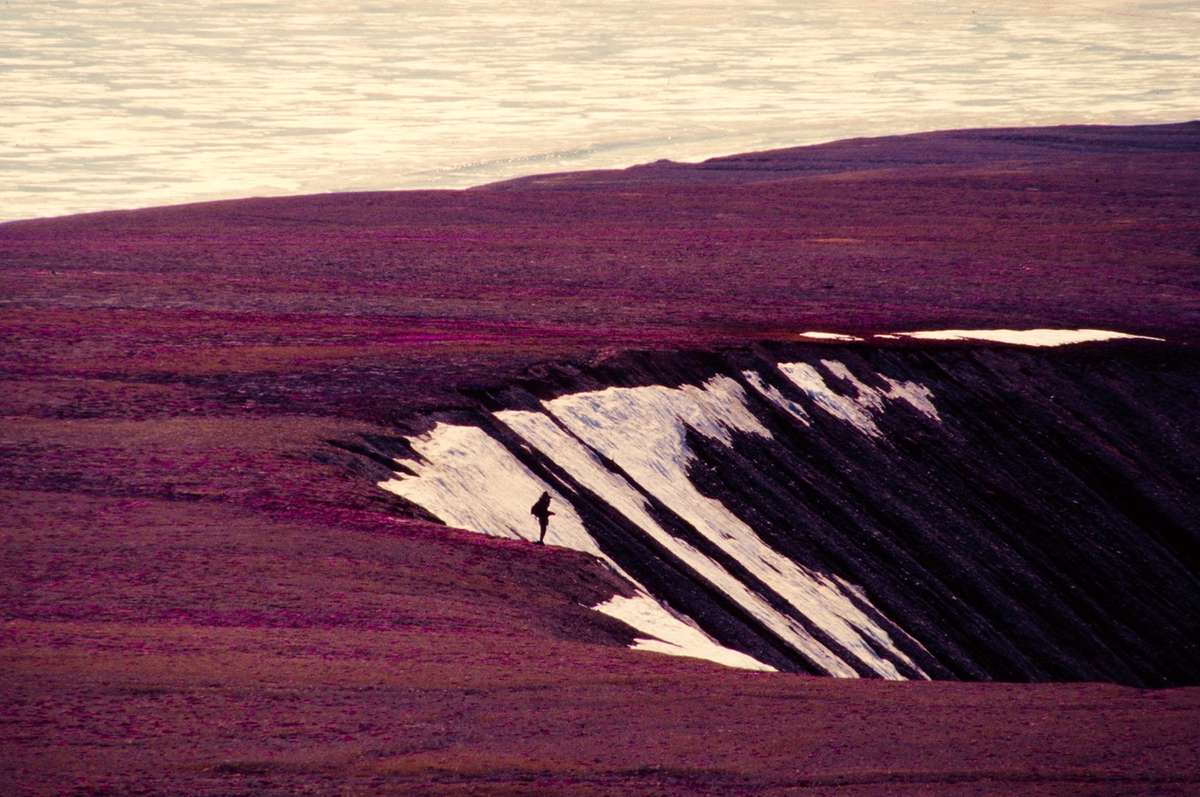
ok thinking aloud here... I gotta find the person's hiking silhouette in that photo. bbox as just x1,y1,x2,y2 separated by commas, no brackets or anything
530,491,554,545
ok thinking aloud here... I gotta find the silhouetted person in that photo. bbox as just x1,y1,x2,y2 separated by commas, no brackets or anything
530,491,554,545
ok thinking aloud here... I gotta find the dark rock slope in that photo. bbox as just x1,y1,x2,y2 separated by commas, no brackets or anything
354,340,1200,687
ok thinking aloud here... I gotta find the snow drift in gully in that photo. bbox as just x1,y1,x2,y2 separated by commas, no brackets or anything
350,338,1200,687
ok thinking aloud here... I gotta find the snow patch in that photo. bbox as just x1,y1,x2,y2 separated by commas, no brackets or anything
385,418,773,672
594,592,776,671
379,378,931,679
777,360,940,435
797,331,863,341
743,370,811,425
777,362,882,436
880,376,940,421
545,377,925,679
496,407,813,673
897,328,1163,347
377,422,601,555
821,360,941,422
671,375,773,445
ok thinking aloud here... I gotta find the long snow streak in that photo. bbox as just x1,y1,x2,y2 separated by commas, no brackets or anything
546,376,925,680
896,328,1164,346
777,359,941,436
594,592,775,671
775,362,882,436
743,370,811,425
496,407,841,675
378,422,602,555
380,420,772,671
381,366,942,678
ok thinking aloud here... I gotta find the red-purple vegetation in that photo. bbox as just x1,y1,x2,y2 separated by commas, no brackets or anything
2,123,1199,795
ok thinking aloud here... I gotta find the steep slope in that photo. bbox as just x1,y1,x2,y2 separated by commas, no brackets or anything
360,339,1200,687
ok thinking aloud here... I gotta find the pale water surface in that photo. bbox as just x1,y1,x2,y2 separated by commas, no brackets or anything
3,1,1197,220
